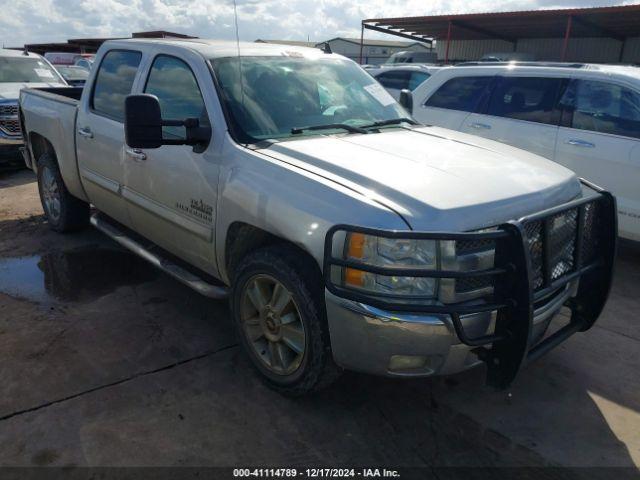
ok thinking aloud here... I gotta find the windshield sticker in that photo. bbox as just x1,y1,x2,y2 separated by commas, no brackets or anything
34,68,55,79
364,83,395,107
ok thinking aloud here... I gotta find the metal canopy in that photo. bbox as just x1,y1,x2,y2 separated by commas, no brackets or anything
361,4,640,63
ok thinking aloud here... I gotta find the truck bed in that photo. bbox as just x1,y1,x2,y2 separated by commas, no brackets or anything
21,86,83,104
19,86,88,202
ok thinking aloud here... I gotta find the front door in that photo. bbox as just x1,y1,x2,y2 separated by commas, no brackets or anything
123,54,219,271
76,49,143,226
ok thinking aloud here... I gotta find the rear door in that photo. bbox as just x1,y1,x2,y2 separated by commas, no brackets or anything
460,75,565,160
555,78,640,240
76,49,143,226
414,75,493,130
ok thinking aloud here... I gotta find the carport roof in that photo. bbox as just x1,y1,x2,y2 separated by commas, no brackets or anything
362,4,640,43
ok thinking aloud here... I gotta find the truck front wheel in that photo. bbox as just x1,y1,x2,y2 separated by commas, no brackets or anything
231,245,341,395
37,153,89,232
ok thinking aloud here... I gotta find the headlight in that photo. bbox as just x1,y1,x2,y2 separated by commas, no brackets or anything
342,233,438,298
334,231,496,304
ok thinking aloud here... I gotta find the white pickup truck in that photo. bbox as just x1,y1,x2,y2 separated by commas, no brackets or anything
19,38,616,395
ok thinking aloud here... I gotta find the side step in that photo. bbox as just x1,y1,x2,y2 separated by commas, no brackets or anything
90,214,229,299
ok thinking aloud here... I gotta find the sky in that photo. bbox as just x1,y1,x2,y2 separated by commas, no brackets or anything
0,0,636,48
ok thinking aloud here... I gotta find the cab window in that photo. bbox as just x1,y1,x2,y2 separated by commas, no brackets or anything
91,50,142,121
144,55,208,140
425,76,492,112
561,79,640,139
487,77,563,125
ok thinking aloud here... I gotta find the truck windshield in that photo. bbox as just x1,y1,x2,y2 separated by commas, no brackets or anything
0,57,63,84
211,56,411,142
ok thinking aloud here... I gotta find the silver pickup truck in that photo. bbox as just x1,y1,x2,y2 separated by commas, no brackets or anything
19,38,617,395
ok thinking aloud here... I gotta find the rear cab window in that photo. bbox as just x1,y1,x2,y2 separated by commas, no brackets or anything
425,76,492,112
91,50,142,121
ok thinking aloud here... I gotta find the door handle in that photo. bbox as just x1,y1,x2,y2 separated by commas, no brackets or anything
125,147,147,161
77,127,93,139
469,122,492,130
565,139,595,148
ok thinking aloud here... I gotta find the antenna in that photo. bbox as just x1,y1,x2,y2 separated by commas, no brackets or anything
232,0,245,108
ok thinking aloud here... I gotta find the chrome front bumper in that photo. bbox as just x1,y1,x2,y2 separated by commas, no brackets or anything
326,280,579,378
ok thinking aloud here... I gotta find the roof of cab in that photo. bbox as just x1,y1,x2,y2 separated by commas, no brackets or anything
0,48,43,59
101,38,333,60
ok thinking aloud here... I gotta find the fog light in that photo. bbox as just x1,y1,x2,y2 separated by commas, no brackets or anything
388,355,428,372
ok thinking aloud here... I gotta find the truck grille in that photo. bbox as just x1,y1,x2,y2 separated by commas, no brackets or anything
0,102,21,137
0,104,18,116
524,201,601,292
453,200,603,296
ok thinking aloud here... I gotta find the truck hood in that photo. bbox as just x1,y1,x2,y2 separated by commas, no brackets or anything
0,82,63,100
263,126,581,231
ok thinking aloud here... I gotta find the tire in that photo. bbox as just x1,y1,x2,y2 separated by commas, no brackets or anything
37,152,89,232
231,245,341,395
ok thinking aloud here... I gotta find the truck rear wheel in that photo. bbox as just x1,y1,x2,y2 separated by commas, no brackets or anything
37,153,89,232
231,245,341,395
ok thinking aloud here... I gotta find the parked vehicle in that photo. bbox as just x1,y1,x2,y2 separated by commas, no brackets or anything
0,48,66,165
20,40,616,395
74,55,95,71
54,65,89,86
44,52,94,68
365,64,441,100
385,50,437,65
412,63,640,241
479,52,536,62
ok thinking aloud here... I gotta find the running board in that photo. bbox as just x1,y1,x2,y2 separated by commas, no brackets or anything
90,214,229,299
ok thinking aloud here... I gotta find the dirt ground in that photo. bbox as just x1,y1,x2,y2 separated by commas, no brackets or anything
0,168,639,475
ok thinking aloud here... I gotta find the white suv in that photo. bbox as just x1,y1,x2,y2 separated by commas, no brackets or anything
412,63,640,241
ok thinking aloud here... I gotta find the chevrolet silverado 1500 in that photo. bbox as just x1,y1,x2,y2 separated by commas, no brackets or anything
19,39,616,395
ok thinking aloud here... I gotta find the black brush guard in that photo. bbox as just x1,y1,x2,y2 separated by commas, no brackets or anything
323,180,617,388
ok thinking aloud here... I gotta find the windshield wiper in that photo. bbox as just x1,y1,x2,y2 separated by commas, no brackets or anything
291,123,367,135
360,118,419,129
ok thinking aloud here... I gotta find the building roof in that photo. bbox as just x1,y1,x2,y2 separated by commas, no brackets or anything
363,4,640,43
323,37,427,47
19,31,197,55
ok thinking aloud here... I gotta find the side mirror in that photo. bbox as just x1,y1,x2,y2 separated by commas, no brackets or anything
124,94,211,151
125,94,162,149
399,89,413,114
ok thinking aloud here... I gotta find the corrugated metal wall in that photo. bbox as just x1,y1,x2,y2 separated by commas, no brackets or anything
434,37,640,63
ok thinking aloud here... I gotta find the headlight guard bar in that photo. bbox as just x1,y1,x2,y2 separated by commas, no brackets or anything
323,179,617,388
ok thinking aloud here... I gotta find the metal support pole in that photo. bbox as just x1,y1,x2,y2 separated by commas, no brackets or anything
619,37,627,63
359,23,364,64
445,20,452,64
561,15,573,62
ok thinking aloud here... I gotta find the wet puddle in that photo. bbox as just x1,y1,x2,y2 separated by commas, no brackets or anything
0,246,159,303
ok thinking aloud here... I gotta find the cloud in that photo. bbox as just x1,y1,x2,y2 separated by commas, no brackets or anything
0,0,635,47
